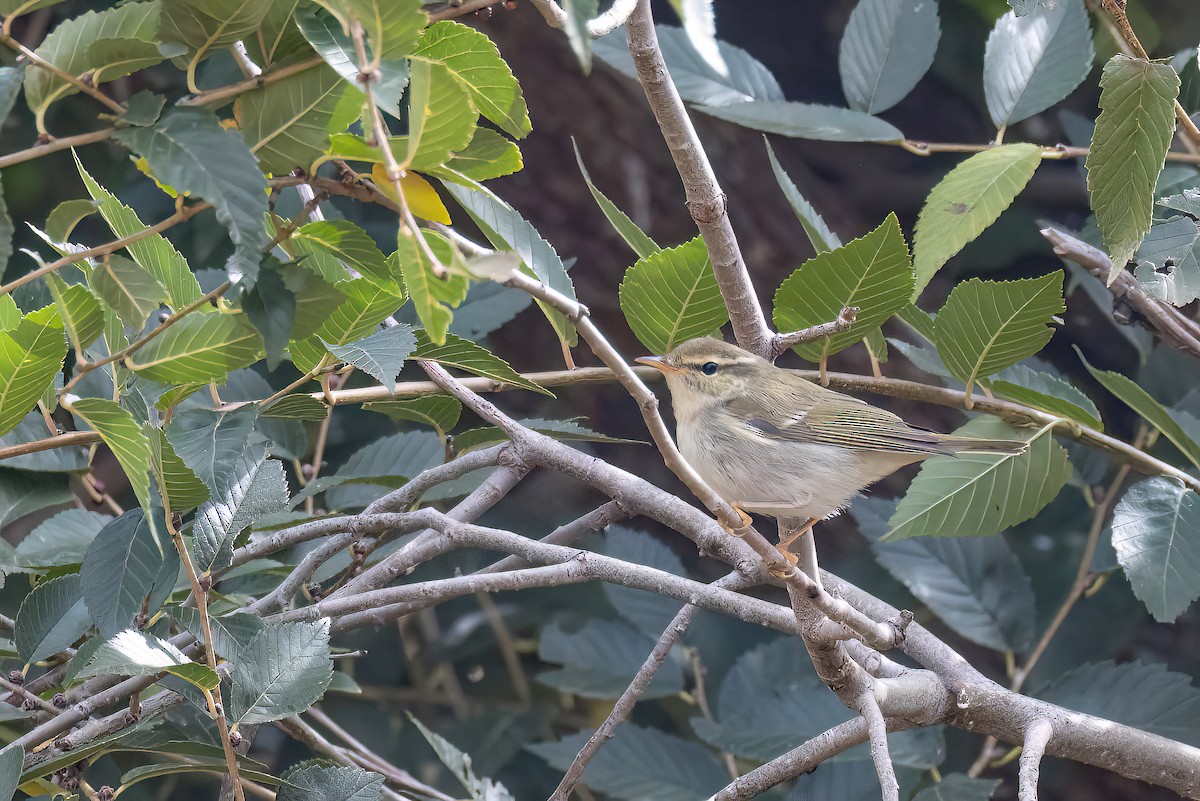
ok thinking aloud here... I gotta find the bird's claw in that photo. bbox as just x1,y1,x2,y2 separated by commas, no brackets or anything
720,506,754,538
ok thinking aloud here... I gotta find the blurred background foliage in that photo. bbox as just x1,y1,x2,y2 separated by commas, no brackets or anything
4,0,1200,799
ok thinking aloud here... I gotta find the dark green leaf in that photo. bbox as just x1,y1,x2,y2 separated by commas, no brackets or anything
316,0,427,62
123,90,165,126
261,394,330,421
414,331,551,396
277,761,384,801
990,363,1102,430
396,230,469,345
538,618,684,699
44,198,97,244
0,411,88,472
15,573,89,664
16,509,111,568
243,265,297,371
230,619,334,724
0,745,20,801
0,62,24,125
450,418,640,453
913,143,1042,297
410,716,514,801
173,606,263,662
697,100,904,142
984,0,1093,127
934,272,1064,396
1111,477,1200,621
193,444,289,572
774,213,913,362
601,527,687,638
766,140,841,253
885,417,1070,540
0,467,72,529
1087,55,1180,278
1037,660,1200,746
363,395,461,435
89,254,169,330
619,236,728,353
114,107,269,282
167,405,259,492
296,5,408,117
911,774,1000,801
529,724,727,801
839,0,941,114
296,430,442,509
81,507,174,637
160,0,273,81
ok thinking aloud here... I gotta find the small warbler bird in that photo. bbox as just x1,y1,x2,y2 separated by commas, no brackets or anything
636,338,1026,561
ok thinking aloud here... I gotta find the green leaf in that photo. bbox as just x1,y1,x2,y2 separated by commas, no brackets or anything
538,618,684,699
44,198,97,244
16,509,111,568
983,0,1094,127
449,417,641,454
414,331,551,396
885,417,1070,540
933,272,1064,396
0,411,88,472
413,20,531,139
1086,55,1180,279
839,0,941,114
242,265,296,371
277,762,384,801
765,140,840,253
1111,477,1200,621
193,444,289,572
1080,350,1200,469
167,405,258,491
911,774,1000,801
618,236,728,354
150,427,210,512
855,496,1035,651
295,430,442,508
0,295,18,330
292,219,394,288
326,323,416,386
230,619,334,724
15,573,89,664
441,127,523,182
114,107,269,282
23,2,164,121
1135,216,1200,306
75,153,203,309
0,308,67,437
68,397,155,512
667,0,724,77
409,717,516,801
295,5,408,117
45,275,103,351
913,143,1043,297
396,230,470,345
261,394,330,420
363,395,461,436
573,140,658,259
0,172,11,278
990,363,1102,431
314,278,406,345
315,0,427,63
75,629,219,690
442,182,577,346
403,59,478,171
160,0,272,81
593,24,783,107
81,507,176,637
173,606,264,662
530,725,728,800
0,467,72,529
0,61,24,126
696,100,904,142
561,0,596,74
600,528,687,637
89,254,169,331
774,213,913,362
128,312,263,385
0,745,20,801
1038,661,1200,746
235,64,351,176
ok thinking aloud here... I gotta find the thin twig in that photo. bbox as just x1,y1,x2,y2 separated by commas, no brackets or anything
860,690,899,801
771,306,858,360
0,128,116,169
1019,718,1054,801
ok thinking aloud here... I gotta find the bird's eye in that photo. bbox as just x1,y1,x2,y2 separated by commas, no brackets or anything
701,362,719,375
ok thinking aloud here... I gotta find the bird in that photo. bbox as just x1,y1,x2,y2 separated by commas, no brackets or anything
635,337,1027,565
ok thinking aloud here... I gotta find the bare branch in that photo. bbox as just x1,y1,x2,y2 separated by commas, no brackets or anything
1019,718,1055,801
624,0,773,356
1041,226,1200,359
587,0,638,36
771,306,859,360
860,690,899,801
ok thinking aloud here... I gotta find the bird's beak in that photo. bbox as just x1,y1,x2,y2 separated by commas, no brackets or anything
635,355,681,374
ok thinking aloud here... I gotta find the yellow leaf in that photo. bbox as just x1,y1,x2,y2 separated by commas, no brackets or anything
133,156,181,198
371,163,451,224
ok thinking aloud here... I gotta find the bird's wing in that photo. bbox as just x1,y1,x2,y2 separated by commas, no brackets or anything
727,391,953,455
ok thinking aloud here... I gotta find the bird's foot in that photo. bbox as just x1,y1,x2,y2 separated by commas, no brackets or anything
769,545,799,578
719,505,754,538
770,518,818,578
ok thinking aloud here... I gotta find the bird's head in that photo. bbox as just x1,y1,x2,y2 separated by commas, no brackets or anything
636,337,767,418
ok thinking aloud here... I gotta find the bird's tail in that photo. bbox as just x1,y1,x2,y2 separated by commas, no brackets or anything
936,435,1028,455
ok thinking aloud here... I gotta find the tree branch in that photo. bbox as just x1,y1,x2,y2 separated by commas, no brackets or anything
624,0,773,356
1019,718,1054,801
771,306,858,361
859,689,899,801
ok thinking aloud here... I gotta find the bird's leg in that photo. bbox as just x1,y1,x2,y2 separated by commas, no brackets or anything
719,504,754,537
775,518,819,574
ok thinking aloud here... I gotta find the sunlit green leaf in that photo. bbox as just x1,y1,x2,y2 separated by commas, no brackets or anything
291,219,393,288
0,308,66,437
89,254,169,331
235,63,351,175
991,363,1102,431
150,427,210,512
76,629,219,690
68,397,155,512
295,5,408,117
160,0,273,84
313,277,406,346
403,59,478,171
363,395,461,436
573,140,658,259
1086,55,1180,280
128,312,263,385
45,275,103,351
913,143,1042,297
619,236,727,353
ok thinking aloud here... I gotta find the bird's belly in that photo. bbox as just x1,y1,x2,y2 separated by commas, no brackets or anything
679,424,875,520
